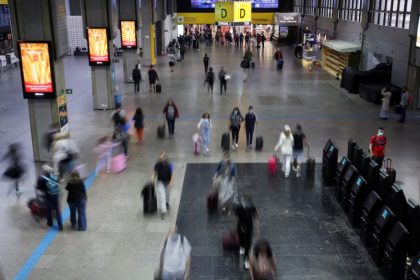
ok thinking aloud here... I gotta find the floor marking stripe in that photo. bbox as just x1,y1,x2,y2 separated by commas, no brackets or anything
13,172,96,280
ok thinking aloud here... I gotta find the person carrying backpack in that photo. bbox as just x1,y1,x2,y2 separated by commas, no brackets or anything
148,65,159,93
274,48,284,70
369,127,387,168
163,98,180,136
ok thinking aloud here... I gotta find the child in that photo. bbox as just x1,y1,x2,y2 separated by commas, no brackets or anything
94,136,119,175
192,133,202,156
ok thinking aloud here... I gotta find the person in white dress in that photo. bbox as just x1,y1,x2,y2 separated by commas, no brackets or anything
380,86,392,120
275,125,294,178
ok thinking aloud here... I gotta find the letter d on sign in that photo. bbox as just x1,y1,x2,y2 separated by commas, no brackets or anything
240,9,245,18
222,9,227,18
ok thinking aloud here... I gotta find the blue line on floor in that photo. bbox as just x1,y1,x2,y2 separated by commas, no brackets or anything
13,172,97,280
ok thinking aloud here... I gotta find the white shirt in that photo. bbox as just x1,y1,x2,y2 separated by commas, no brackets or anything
275,132,294,155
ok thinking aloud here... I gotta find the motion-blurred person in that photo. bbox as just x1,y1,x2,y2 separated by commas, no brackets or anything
155,226,192,280
2,143,25,196
369,127,387,168
218,67,228,95
275,125,294,178
168,53,176,72
94,136,118,175
163,98,180,136
204,67,215,94
38,165,63,231
292,124,307,178
153,151,174,220
244,48,253,62
203,53,210,73
249,239,277,279
241,56,251,82
110,103,126,128
214,153,238,211
132,64,141,94
229,106,244,149
148,65,159,93
52,132,79,179
240,33,244,47
132,107,145,144
197,113,213,154
261,33,266,48
66,171,87,231
245,106,258,149
235,194,259,270
379,86,392,120
113,117,130,157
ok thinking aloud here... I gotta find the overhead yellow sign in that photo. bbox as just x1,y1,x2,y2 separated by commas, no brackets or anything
252,13,275,25
0,0,8,4
215,2,234,23
177,13,215,25
234,2,252,23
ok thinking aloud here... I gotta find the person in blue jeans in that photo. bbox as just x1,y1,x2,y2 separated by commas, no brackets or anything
197,113,213,154
66,171,87,231
38,165,63,231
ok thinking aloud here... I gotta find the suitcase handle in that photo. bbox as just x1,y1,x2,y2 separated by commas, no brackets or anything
306,144,311,158
386,158,392,169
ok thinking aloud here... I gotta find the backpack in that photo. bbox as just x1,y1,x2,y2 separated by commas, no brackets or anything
113,111,122,126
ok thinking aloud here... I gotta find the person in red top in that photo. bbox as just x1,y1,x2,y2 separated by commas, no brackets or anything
369,127,387,168
274,48,284,71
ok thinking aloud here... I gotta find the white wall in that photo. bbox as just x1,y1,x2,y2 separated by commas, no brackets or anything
316,18,335,38
363,25,410,87
336,20,362,44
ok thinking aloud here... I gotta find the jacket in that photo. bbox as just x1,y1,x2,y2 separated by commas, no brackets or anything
163,103,180,118
275,132,294,155
66,180,87,203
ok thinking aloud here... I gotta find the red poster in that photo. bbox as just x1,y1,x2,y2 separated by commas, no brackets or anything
87,28,110,65
121,21,137,48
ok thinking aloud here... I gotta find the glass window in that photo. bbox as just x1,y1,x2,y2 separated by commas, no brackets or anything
370,0,411,28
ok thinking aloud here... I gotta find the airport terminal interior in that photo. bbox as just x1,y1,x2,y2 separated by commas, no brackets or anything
1,0,420,279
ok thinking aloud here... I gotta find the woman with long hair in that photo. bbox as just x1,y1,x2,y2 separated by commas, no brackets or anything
229,106,244,149
249,239,277,279
163,98,180,136
197,112,213,153
132,107,145,143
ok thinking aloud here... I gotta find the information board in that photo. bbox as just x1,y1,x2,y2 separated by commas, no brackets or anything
120,20,137,49
87,27,110,66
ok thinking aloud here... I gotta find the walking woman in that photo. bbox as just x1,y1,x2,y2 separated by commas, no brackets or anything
229,106,244,149
197,113,213,154
132,107,144,143
275,125,294,178
66,171,87,231
380,86,392,120
163,98,180,136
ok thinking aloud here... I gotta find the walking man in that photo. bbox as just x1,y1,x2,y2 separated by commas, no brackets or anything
153,150,174,220
369,127,387,168
203,53,210,73
274,48,284,71
245,106,257,149
132,64,141,94
218,67,228,95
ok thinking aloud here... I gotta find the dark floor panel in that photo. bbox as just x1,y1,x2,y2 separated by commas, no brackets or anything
177,163,383,279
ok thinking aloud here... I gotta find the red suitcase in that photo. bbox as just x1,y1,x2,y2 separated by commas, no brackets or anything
268,155,278,177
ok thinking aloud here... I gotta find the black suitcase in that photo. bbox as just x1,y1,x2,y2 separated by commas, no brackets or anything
141,183,157,214
221,133,230,152
207,190,218,213
306,146,315,179
255,136,263,151
157,124,165,138
385,158,396,185
156,83,162,93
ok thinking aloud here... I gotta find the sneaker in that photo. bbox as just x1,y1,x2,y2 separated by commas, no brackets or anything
161,213,165,220
206,148,209,153
296,172,301,178
239,247,245,255
249,145,254,149
244,259,250,270
232,144,236,149
235,143,239,148
15,190,23,196
106,169,111,174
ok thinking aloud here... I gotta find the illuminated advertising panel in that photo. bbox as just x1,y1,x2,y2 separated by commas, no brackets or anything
18,41,55,99
416,16,420,48
87,27,110,66
191,0,278,9
120,20,137,49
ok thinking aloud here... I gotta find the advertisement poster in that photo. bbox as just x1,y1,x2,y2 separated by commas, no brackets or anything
121,20,137,49
191,0,277,9
87,28,110,66
417,16,420,48
18,42,55,98
57,94,69,133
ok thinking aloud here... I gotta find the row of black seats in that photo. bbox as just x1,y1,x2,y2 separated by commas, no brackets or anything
322,139,420,280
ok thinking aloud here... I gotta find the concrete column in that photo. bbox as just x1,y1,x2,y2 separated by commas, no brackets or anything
81,0,118,110
141,0,156,66
9,0,69,162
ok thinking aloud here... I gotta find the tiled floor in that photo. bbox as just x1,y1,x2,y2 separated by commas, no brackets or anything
0,41,419,279
178,163,382,280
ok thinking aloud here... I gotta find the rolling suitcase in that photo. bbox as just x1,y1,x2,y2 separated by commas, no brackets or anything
255,136,263,151
156,83,162,93
268,155,278,177
221,133,230,152
306,146,316,179
223,230,240,251
111,154,127,173
157,124,165,139
141,182,157,214
385,158,396,185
